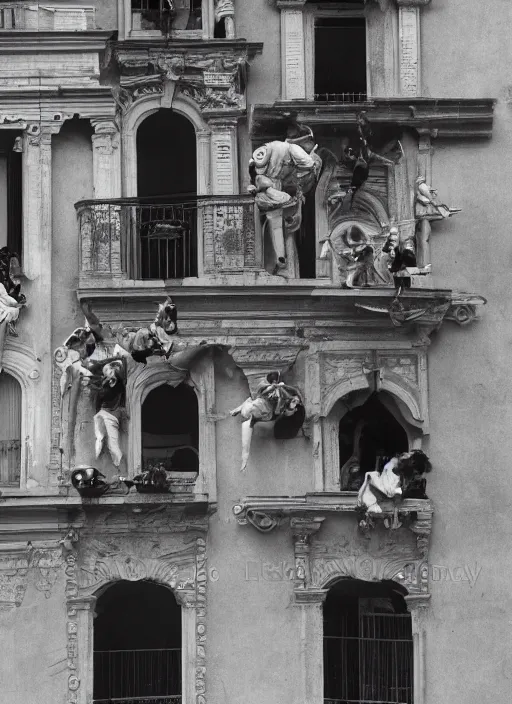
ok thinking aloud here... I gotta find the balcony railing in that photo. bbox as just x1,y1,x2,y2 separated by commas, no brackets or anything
0,439,21,486
76,195,261,283
93,648,181,703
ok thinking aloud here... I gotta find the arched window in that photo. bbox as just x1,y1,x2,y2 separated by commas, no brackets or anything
136,109,197,280
142,383,199,474
324,579,413,704
0,371,21,486
339,393,409,491
94,580,182,703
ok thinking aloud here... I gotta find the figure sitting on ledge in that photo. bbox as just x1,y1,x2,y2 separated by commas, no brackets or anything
357,449,431,530
0,247,26,341
231,372,305,471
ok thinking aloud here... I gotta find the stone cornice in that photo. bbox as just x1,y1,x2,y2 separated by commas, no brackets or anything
0,86,116,123
111,39,263,58
396,0,431,6
0,30,113,52
251,98,496,140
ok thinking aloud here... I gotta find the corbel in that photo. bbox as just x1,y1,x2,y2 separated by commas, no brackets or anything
230,343,306,396
291,515,324,589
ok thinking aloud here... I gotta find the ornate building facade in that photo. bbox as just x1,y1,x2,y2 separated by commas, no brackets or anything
0,1,509,703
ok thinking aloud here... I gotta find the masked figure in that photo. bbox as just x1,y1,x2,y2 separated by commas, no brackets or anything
231,372,305,471
249,125,322,277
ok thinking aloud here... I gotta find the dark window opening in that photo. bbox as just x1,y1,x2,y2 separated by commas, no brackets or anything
297,191,317,279
94,580,182,704
132,0,202,32
136,109,197,279
324,579,413,704
339,394,408,491
0,372,21,487
314,17,367,102
0,131,22,257
142,383,199,473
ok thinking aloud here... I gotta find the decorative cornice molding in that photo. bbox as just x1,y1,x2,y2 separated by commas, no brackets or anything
396,0,431,6
251,99,496,140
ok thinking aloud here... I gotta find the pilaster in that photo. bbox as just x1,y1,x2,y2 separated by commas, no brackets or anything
91,119,121,199
405,593,430,704
66,594,96,704
396,0,431,96
22,122,59,481
207,117,239,195
277,0,307,101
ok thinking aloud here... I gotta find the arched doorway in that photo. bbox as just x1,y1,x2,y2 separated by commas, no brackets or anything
324,579,412,704
0,371,21,486
136,109,197,279
142,383,199,474
94,580,182,703
338,393,409,490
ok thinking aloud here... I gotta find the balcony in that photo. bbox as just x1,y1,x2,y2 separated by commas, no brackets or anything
75,195,263,288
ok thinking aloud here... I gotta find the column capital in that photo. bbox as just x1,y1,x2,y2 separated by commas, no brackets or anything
67,595,97,611
294,588,327,604
206,116,240,130
396,0,431,6
276,0,307,8
91,118,119,135
291,516,325,543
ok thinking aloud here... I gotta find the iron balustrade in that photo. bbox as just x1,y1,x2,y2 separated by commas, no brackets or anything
314,93,368,103
324,613,413,704
93,648,181,704
0,439,21,486
76,195,259,282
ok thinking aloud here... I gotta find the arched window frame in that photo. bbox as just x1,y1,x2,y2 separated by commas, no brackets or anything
1,338,41,491
121,92,212,200
305,347,429,492
126,355,217,500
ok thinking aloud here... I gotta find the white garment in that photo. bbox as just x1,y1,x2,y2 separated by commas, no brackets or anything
94,409,122,467
0,283,21,324
357,457,402,514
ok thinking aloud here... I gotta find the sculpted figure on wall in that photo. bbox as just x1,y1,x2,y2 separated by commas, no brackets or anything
214,0,235,38
249,124,322,277
0,247,26,368
56,299,221,489
414,176,461,269
357,450,431,530
231,371,305,471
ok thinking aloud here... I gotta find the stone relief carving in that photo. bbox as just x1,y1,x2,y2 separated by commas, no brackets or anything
248,123,322,277
109,45,255,115
0,545,63,611
230,371,305,471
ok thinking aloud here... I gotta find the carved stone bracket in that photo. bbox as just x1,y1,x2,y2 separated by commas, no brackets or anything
108,41,262,115
230,342,306,395
234,495,433,599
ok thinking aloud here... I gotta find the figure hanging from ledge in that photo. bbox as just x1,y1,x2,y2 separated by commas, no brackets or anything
230,372,305,471
85,356,127,469
214,0,235,38
248,124,322,277
114,297,178,364
339,112,402,214
357,449,431,530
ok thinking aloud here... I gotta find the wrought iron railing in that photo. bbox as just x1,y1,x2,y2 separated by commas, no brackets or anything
314,93,368,103
0,439,21,486
93,648,181,703
76,195,259,281
324,613,413,704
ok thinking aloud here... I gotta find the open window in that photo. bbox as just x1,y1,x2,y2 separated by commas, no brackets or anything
339,393,409,491
0,130,23,258
136,109,198,280
130,0,204,37
0,371,22,487
306,1,367,102
324,579,413,704
94,580,182,704
142,383,199,475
